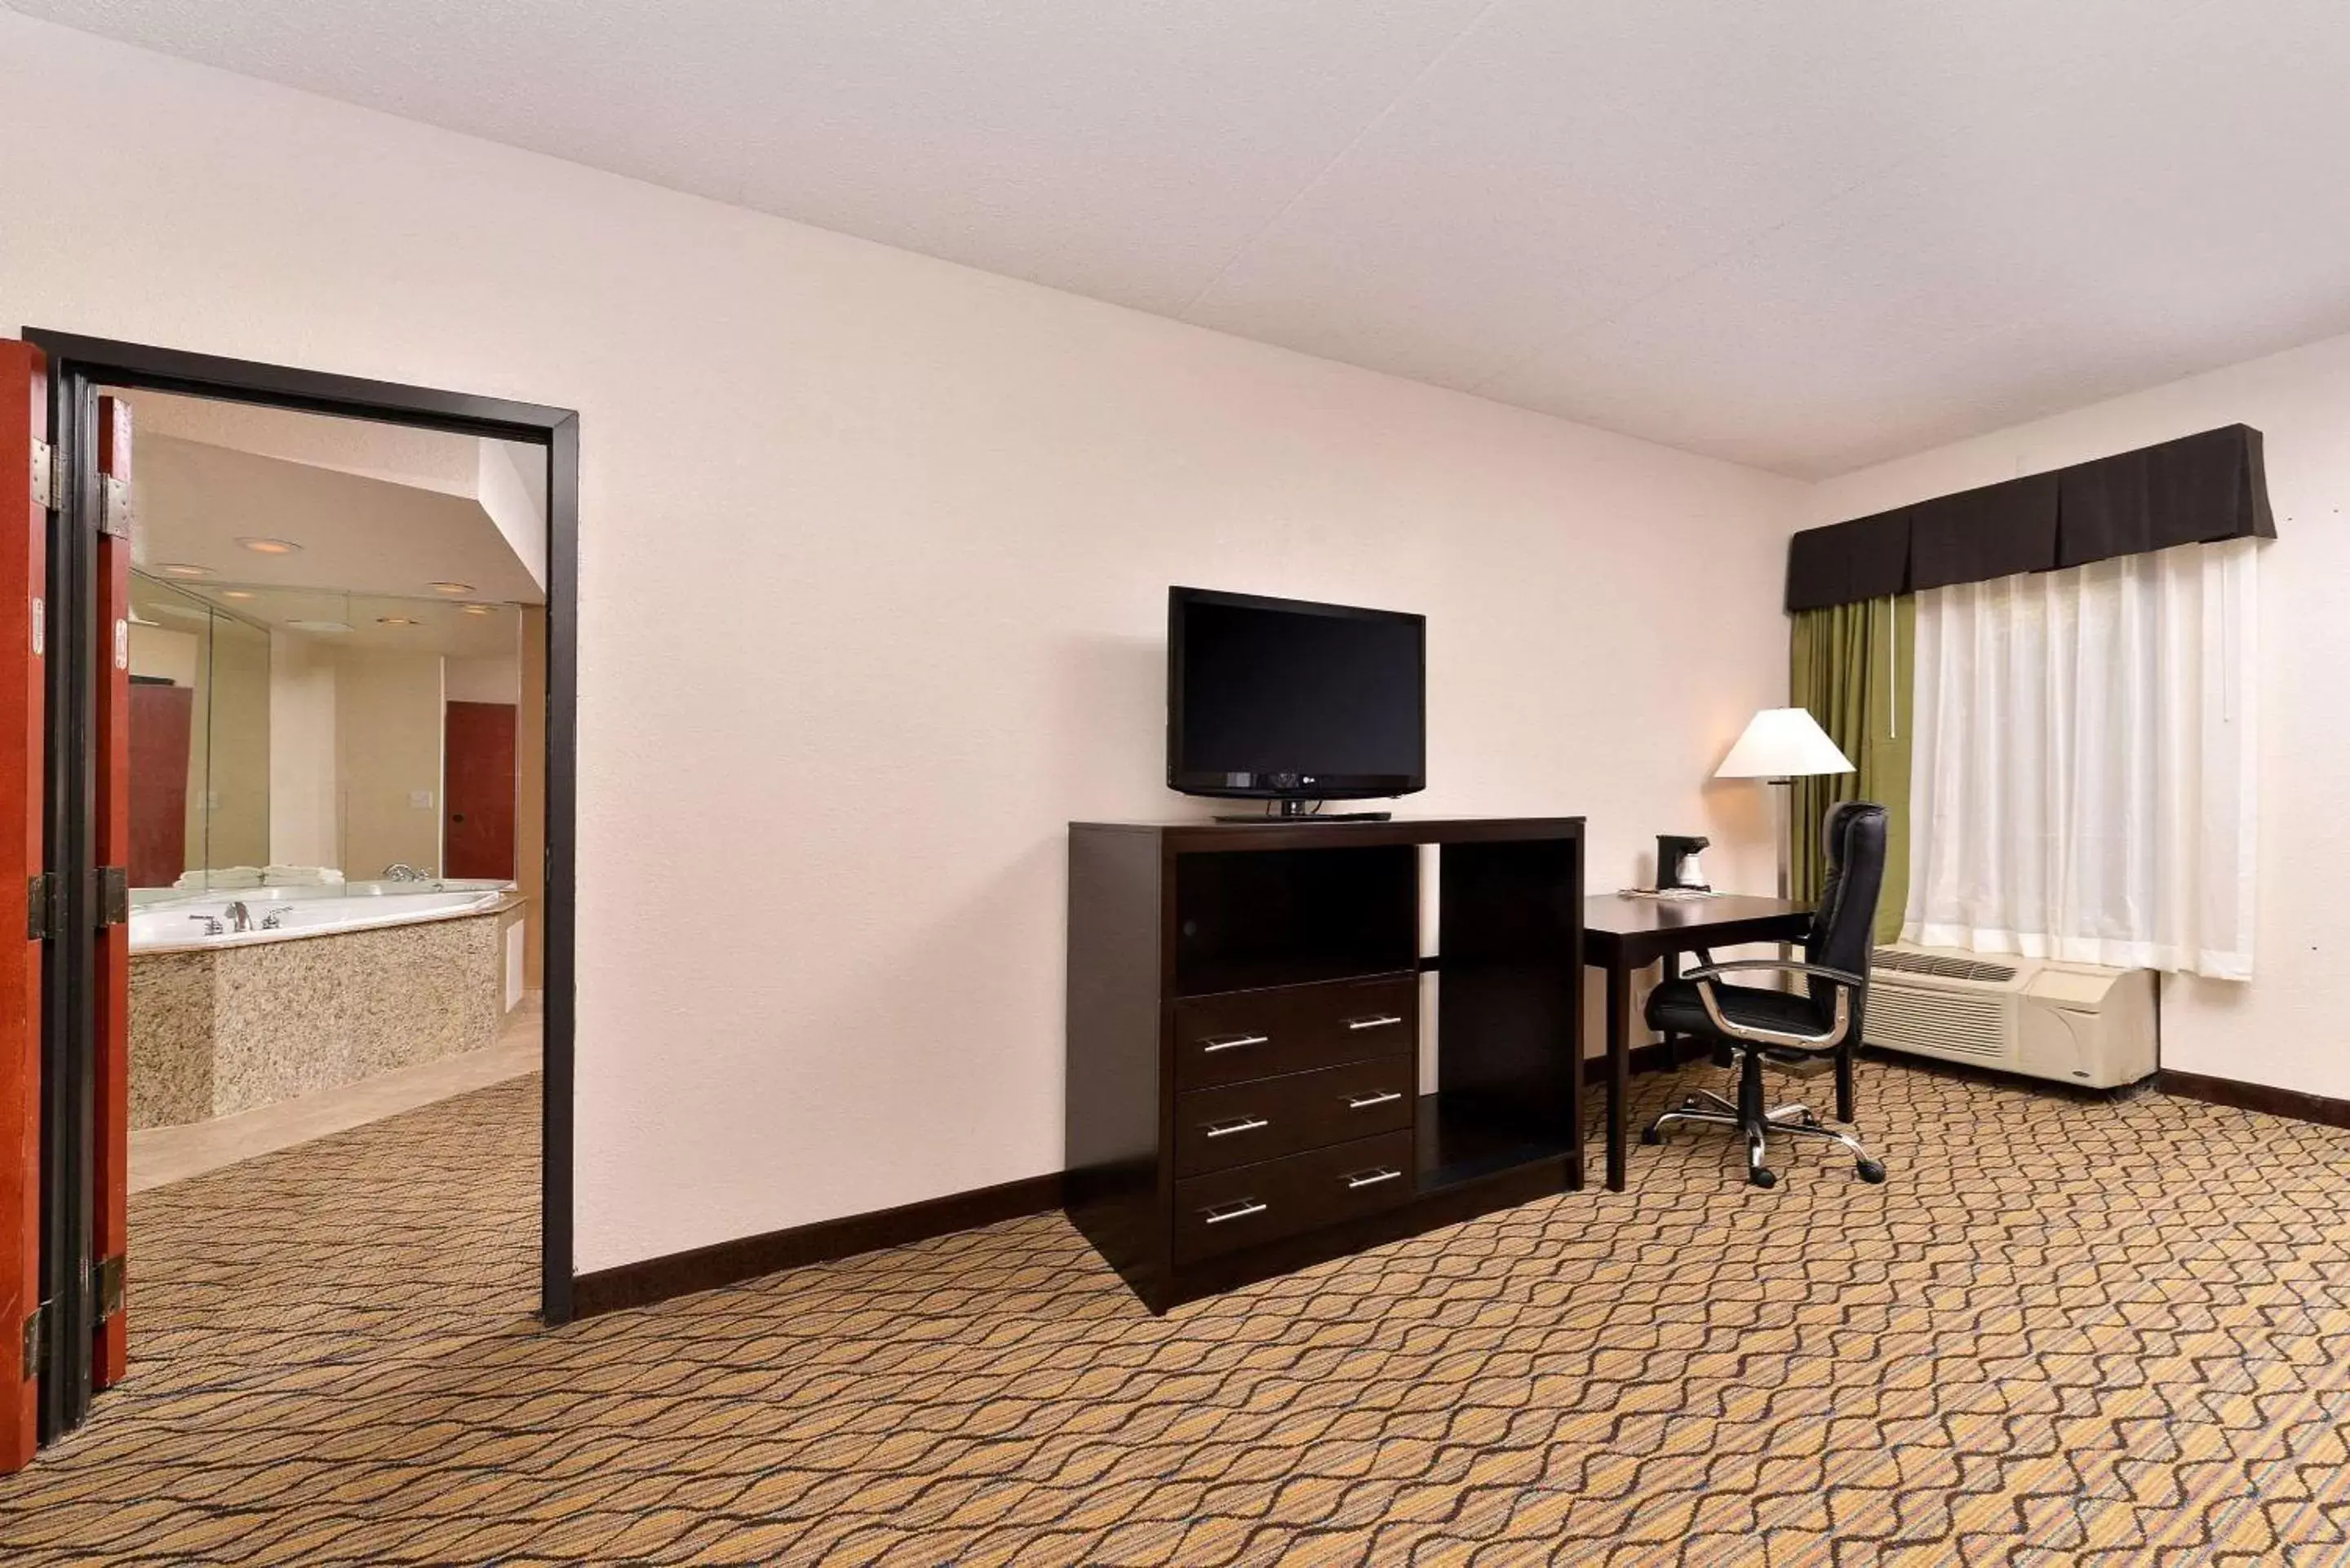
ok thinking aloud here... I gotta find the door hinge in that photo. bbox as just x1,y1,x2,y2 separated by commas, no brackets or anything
97,473,133,539
92,1256,123,1325
26,874,49,942
95,867,128,928
20,1303,44,1382
29,439,58,512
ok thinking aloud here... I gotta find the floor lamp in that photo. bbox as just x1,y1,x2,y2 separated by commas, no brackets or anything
1714,707,1855,900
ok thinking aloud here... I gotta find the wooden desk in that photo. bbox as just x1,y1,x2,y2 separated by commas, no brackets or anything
1582,894,1812,1190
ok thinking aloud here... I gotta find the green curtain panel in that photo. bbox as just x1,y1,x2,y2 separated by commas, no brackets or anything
1789,596,1913,943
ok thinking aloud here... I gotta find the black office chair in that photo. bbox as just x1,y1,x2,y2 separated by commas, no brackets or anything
1640,800,1888,1188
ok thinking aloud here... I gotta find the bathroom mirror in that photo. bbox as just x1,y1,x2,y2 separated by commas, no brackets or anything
127,577,523,894
128,573,271,893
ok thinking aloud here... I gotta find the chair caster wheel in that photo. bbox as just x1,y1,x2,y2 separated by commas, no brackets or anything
1640,1127,1662,1145
1747,1167,1777,1189
1856,1159,1887,1184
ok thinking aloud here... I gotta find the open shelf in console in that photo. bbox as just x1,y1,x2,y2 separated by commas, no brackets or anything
1173,843,1417,997
1416,1091,1578,1194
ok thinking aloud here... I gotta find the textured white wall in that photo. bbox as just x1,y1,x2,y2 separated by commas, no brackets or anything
0,15,1802,1270
1808,328,2350,1100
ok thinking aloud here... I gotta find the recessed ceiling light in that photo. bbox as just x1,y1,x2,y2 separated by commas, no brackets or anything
157,563,213,578
284,619,351,634
219,589,257,600
376,616,420,627
427,581,474,595
459,603,497,616
236,537,302,555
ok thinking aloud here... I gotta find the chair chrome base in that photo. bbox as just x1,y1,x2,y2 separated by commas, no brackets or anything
1643,1080,1887,1189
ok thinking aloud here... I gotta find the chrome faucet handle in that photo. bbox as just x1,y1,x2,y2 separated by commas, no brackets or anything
188,915,223,936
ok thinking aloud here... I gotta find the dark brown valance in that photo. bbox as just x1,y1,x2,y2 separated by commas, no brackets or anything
1785,423,2274,611
2055,423,2276,569
1783,507,1910,612
1909,472,2060,591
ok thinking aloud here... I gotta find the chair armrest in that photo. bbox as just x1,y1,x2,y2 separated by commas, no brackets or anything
1683,958,1864,990
1684,961,1859,1052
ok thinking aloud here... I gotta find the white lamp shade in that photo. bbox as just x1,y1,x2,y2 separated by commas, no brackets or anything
1714,707,1856,779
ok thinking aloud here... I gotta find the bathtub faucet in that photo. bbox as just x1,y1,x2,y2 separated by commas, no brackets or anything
224,901,254,933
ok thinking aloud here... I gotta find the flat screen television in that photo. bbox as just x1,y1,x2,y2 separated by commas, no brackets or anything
1167,587,1426,813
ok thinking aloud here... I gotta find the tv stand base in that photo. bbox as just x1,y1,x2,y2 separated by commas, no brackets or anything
1213,799,1394,823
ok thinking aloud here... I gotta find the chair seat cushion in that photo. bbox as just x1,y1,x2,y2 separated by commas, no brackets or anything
1646,977,1829,1043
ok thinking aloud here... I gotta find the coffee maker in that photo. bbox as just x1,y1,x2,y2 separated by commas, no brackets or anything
1656,834,1712,893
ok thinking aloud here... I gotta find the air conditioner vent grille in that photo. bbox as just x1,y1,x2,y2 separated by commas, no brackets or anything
1869,984,2008,1061
1871,946,2018,984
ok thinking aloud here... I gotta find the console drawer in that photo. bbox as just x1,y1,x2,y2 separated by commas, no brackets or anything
1172,1130,1415,1265
1173,975,1417,1092
1175,1057,1417,1177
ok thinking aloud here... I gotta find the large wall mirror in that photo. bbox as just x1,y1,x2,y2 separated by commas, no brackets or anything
128,573,524,897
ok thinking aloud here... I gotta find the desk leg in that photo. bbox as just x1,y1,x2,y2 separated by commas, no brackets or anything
1606,963,1631,1191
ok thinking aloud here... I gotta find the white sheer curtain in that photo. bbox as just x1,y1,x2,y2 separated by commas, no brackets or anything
1904,538,2258,979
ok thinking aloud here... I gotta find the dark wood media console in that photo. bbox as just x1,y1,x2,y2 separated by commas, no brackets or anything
1066,817,1585,1311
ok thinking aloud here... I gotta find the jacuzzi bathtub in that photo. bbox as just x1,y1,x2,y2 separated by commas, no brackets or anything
131,887,509,953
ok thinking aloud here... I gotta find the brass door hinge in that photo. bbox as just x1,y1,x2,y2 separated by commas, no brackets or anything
29,440,58,512
20,1303,44,1381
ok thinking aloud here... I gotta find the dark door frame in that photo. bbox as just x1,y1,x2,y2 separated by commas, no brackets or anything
24,329,579,1439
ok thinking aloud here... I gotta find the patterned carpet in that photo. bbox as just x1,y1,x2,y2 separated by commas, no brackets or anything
4,1061,2350,1564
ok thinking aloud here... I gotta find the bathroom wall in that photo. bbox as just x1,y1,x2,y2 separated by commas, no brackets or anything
334,649,446,879
267,639,454,877
204,616,272,868
267,630,342,869
444,656,519,703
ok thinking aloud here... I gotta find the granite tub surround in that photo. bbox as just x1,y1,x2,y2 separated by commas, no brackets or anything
131,907,511,1129
129,954,219,1129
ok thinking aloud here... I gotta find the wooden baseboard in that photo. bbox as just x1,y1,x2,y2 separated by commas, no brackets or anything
2157,1067,2350,1130
571,1171,1066,1319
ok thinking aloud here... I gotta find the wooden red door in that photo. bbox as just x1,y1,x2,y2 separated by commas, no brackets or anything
91,396,132,1391
127,685,193,888
0,343,49,1470
443,701,517,879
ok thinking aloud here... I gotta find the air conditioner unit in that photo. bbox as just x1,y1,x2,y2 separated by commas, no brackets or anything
1865,943,2157,1089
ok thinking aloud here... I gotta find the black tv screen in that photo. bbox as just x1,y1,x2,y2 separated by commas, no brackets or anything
1167,587,1426,801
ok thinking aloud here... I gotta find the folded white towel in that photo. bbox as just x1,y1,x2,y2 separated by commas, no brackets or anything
181,866,263,889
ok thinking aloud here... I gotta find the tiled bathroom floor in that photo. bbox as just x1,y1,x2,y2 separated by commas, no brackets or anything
127,992,542,1192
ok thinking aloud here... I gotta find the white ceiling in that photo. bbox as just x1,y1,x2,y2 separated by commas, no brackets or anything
122,392,544,608
20,0,2350,475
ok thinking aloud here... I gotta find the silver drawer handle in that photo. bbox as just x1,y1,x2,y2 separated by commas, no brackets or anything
1345,1014,1404,1031
1343,1167,1403,1190
1344,1090,1403,1110
1201,1033,1269,1053
1204,1116,1269,1139
1204,1198,1267,1225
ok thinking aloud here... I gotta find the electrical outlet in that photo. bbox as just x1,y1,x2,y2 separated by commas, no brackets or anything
410,790,435,809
